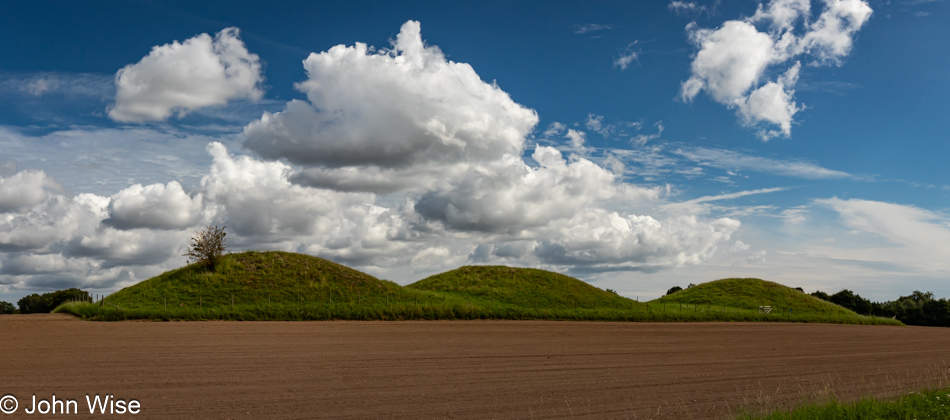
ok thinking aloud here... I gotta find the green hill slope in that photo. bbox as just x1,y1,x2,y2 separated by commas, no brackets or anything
56,256,898,325
653,278,856,316
407,265,637,310
128,250,408,302
63,251,427,320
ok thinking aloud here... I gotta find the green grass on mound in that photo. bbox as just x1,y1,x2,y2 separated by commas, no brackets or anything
653,278,896,325
59,251,427,321
657,278,852,313
54,253,900,325
407,265,636,310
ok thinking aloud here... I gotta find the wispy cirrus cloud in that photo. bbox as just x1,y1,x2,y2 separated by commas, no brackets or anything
613,41,640,70
795,79,861,94
816,198,950,252
673,146,854,180
540,115,855,184
0,72,113,99
681,187,789,205
574,23,613,34
765,198,950,289
0,125,240,195
668,1,712,16
662,187,789,217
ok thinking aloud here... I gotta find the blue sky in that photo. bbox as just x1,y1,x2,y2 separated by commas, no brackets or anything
1,0,947,304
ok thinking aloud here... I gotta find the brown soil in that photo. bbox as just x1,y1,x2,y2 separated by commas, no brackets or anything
2,314,949,419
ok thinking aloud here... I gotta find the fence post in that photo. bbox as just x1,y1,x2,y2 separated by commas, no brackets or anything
164,295,166,311
231,295,234,310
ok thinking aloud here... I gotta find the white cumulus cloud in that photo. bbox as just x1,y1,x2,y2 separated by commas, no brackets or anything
1,20,752,296
243,20,539,193
0,253,90,276
105,181,203,230
234,20,742,274
738,62,802,140
749,0,812,34
535,212,740,271
200,142,377,238
109,27,264,123
802,0,874,64
414,146,660,234
0,192,107,253
680,0,872,140
0,170,62,213
681,21,776,105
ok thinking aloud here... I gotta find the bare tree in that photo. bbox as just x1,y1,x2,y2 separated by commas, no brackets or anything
183,225,228,270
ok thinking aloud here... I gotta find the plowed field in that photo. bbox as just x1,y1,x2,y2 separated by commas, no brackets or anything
2,314,948,419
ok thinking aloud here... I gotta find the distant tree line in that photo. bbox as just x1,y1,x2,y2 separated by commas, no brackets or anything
14,288,90,314
811,289,950,327
664,284,696,296
0,300,15,314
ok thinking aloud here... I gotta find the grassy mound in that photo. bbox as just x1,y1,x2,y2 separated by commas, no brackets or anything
407,265,636,310
651,278,893,323
55,255,900,325
59,251,427,321
120,250,407,302
655,278,851,314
